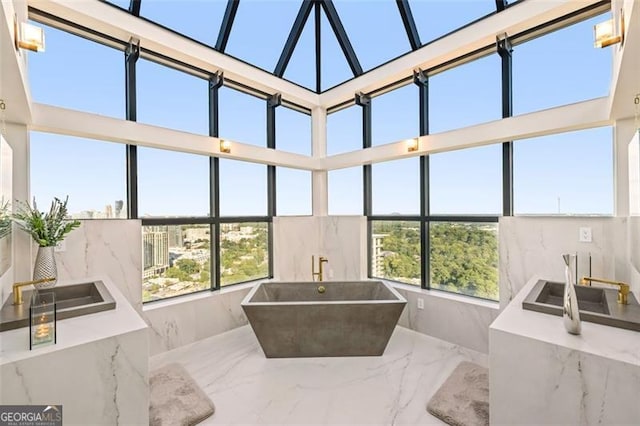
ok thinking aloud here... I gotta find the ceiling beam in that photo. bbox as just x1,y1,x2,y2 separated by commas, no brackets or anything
322,97,611,171
32,0,320,109
396,0,421,51
319,0,362,76
274,0,314,77
318,0,604,108
31,103,319,171
215,0,239,53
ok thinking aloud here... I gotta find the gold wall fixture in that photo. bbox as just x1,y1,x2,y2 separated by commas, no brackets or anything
406,138,419,152
14,17,45,52
220,139,231,153
594,9,624,48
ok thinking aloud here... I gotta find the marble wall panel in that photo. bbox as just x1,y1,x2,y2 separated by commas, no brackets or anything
499,217,628,308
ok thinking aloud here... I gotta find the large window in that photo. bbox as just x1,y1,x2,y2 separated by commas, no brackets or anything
28,23,124,119
328,167,362,215
137,59,208,135
372,85,419,146
430,222,499,300
430,55,501,133
514,127,614,215
276,107,312,155
372,158,420,215
219,159,267,216
219,87,266,147
513,14,612,115
220,222,269,286
143,225,211,302
327,105,362,155
277,168,312,216
430,145,502,215
371,221,421,286
30,132,126,219
137,148,209,217
139,83,273,301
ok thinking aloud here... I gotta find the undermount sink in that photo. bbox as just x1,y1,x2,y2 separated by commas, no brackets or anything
522,280,640,332
0,281,116,332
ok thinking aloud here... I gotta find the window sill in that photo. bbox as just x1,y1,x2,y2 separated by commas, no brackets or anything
142,279,262,312
383,279,500,310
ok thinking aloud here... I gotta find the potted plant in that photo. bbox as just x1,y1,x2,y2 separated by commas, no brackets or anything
13,196,80,289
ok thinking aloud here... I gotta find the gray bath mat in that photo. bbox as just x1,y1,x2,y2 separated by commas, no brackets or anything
149,363,215,426
426,361,489,426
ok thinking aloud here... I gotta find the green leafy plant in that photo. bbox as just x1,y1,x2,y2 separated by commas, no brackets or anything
0,198,10,239
13,196,81,247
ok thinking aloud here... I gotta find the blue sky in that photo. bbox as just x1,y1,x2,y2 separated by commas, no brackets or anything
28,1,613,217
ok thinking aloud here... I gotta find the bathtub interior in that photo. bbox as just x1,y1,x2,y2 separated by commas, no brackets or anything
247,281,401,303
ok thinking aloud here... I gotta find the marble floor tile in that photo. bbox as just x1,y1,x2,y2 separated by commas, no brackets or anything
150,325,488,425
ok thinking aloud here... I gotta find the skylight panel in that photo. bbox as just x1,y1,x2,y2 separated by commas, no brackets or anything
103,0,130,10
283,9,316,91
409,0,495,45
225,0,301,72
140,1,227,47
332,0,411,72
321,11,353,91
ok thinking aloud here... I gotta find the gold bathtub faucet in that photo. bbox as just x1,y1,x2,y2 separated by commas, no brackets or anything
12,277,56,305
580,276,630,305
312,255,329,282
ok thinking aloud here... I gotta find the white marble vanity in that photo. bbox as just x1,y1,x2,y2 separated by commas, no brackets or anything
490,275,640,424
0,276,149,425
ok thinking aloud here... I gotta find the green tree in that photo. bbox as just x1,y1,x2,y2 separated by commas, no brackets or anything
176,258,200,275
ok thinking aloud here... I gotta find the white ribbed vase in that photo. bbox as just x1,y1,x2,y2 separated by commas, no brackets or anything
33,246,58,289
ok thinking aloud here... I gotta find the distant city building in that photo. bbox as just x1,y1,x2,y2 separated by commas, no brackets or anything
184,227,209,243
105,205,113,218
143,227,169,279
371,233,387,277
114,200,124,218
168,226,184,248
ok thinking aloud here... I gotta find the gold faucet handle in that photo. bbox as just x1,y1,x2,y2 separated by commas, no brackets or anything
12,277,56,305
618,283,630,305
580,276,630,304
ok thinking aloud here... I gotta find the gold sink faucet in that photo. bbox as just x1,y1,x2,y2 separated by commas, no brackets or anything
12,277,56,305
580,276,630,305
312,255,328,282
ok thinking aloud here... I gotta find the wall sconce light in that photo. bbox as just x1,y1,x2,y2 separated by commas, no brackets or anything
594,9,624,48
220,140,231,153
14,17,45,52
406,138,419,152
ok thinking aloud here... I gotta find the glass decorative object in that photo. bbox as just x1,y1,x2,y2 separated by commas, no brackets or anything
30,290,56,349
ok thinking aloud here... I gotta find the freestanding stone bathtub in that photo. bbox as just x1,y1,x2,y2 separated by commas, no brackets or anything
241,280,407,358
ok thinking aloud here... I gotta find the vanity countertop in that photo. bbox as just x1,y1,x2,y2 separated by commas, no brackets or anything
490,275,640,366
0,276,147,365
